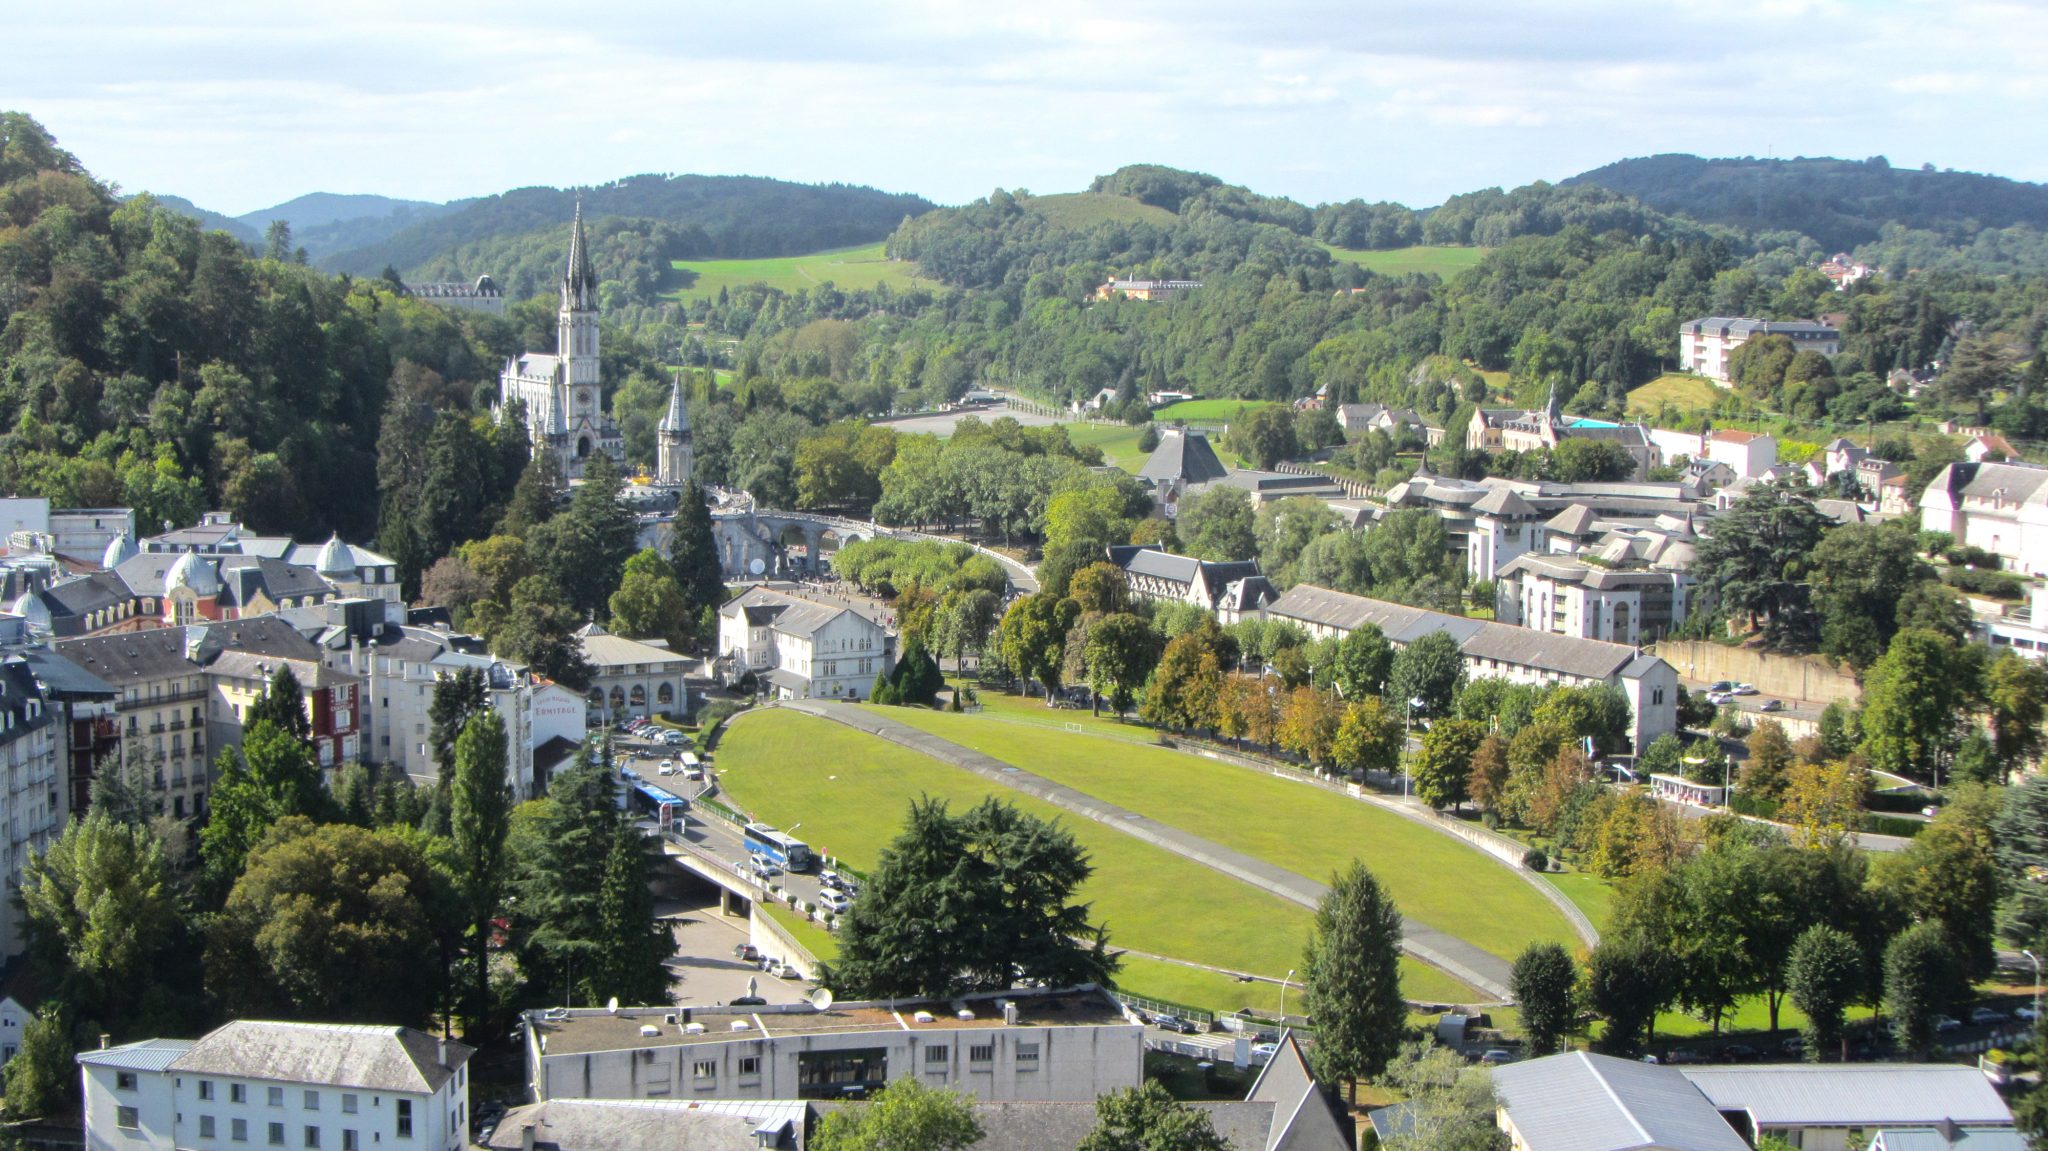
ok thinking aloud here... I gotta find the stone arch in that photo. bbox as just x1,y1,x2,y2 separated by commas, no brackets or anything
657,682,675,706
577,435,593,460
629,684,647,710
608,686,625,711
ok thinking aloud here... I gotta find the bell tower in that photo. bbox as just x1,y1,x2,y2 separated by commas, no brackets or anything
658,373,694,487
559,200,601,414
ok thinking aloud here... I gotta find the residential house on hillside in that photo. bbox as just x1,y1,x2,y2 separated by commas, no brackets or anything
1264,584,1677,750
1679,317,1841,383
1094,278,1201,302
716,586,894,702
79,1021,474,1151
1105,545,1274,622
1919,459,2048,575
1465,388,1655,480
1336,402,1442,446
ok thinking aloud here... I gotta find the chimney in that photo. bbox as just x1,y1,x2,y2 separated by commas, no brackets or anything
99,1034,110,1050
521,1126,535,1151
438,1039,448,1068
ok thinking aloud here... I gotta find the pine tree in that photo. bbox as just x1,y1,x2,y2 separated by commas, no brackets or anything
669,481,725,617
451,712,512,1037
246,664,310,743
429,666,489,780
1301,861,1405,1095
1511,942,1581,1054
590,816,676,1006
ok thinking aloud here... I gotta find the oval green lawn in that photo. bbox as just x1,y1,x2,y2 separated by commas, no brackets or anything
714,711,1480,1011
866,706,1574,962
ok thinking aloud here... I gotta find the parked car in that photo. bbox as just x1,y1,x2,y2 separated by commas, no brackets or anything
1732,683,1759,696
733,944,760,962
749,855,780,879
658,761,676,775
1478,1049,1516,1065
729,996,767,1006
819,890,851,913
820,870,848,890
664,731,688,746
2017,1005,2040,1022
1760,699,1785,712
1706,691,1733,705
1718,1044,1761,1062
1251,1042,1278,1059
1707,681,1736,695
1662,1048,1708,1065
1933,1014,1962,1034
773,961,801,979
1779,1035,1805,1055
684,768,705,781
1971,1006,2009,1026
1152,1015,1195,1034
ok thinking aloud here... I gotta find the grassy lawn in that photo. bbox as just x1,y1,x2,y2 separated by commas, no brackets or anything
1539,872,1615,935
1062,422,1152,472
1626,372,1724,416
1151,399,1277,424
663,242,925,300
760,900,837,961
1320,244,1490,279
1023,193,1178,230
867,706,1576,961
716,713,1491,1013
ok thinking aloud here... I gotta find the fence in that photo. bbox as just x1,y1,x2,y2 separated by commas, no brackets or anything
1110,989,1214,1026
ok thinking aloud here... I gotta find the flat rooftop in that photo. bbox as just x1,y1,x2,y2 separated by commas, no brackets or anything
529,991,1130,1056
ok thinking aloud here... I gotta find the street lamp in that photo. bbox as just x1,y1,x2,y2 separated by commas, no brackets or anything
2026,950,2043,1025
1278,969,1296,1021
1402,698,1424,800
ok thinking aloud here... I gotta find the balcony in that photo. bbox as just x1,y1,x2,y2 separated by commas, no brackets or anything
147,722,165,734
167,719,186,732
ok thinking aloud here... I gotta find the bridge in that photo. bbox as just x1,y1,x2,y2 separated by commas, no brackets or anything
707,505,1038,593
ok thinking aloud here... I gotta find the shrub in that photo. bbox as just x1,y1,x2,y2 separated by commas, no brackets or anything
1523,848,1549,872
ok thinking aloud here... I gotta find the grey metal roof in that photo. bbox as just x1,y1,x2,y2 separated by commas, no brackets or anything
1873,1129,2026,1151
1267,584,1659,682
76,1038,194,1072
1139,429,1228,485
56,626,197,685
15,648,117,699
1683,316,1839,339
1473,487,1538,518
1494,1052,1751,1151
1679,1064,2012,1128
486,1100,807,1151
169,1021,471,1094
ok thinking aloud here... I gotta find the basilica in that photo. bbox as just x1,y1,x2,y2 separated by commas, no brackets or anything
499,203,626,478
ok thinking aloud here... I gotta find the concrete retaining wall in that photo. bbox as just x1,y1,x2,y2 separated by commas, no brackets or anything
1652,640,1861,706
748,903,824,982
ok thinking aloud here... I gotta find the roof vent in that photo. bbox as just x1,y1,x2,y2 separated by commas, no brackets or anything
729,1020,750,1032
684,1023,706,1035
955,1010,975,1021
665,1014,678,1025
912,1011,935,1024
639,1025,660,1038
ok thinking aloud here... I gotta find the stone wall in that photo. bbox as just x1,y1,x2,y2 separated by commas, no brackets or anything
1652,640,1861,706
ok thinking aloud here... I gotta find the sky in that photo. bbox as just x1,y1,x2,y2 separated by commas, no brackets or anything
14,0,2048,216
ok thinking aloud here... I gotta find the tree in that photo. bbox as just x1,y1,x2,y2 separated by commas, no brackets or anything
590,815,677,1007
451,711,513,1036
1413,717,1484,810
19,810,178,1030
1876,787,2000,980
1996,774,2048,952
246,663,311,743
493,575,595,690
1584,937,1671,1056
3,1003,73,1119
1376,1041,1509,1151
1742,721,1796,799
1277,685,1341,765
1390,631,1464,718
1078,1081,1231,1151
811,1078,983,1151
1691,479,1828,642
1083,613,1161,716
1332,696,1404,780
1328,623,1394,699
1066,562,1130,615
533,453,639,619
1302,861,1405,1094
1139,628,1224,732
207,818,447,1026
1884,921,1961,1057
1779,759,1867,851
1786,924,1862,1062
1986,650,2048,781
668,482,727,617
1511,942,1579,1055
1860,629,1968,782
1231,405,1300,470
827,798,1116,998
428,666,489,781
998,594,1076,701
1177,485,1257,562
608,549,692,650
1809,521,1938,669
1467,735,1511,814
1256,496,1340,582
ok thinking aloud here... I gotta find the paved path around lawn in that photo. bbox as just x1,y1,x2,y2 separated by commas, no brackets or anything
780,701,1514,1001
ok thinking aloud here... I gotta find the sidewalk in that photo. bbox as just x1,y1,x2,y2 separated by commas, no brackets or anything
782,700,1516,1001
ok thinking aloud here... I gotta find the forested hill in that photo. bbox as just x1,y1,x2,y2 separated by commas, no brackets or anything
323,173,936,287
144,194,261,245
1564,154,2048,252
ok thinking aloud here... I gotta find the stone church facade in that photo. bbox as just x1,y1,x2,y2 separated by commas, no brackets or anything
499,203,625,478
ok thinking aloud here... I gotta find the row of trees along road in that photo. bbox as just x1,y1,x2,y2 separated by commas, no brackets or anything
3,666,675,1121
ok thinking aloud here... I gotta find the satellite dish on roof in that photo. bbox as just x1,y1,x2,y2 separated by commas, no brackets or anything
606,997,619,1014
748,558,766,576
810,988,835,1012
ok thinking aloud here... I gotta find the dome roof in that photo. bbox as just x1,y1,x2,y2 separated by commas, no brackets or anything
164,551,220,597
316,534,356,576
102,533,138,569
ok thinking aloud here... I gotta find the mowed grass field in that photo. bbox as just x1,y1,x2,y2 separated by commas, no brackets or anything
1626,372,1724,415
1320,244,1490,280
1059,421,1247,473
715,711,1481,1010
664,242,924,300
1020,192,1178,230
1151,399,1277,424
866,705,1576,961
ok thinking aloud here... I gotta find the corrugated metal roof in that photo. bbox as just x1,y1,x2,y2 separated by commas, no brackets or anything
76,1038,194,1072
1267,584,1653,682
1874,1128,2026,1151
1494,1052,1751,1151
1680,1064,2013,1127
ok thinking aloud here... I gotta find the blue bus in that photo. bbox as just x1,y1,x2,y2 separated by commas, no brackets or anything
743,823,814,872
629,781,688,836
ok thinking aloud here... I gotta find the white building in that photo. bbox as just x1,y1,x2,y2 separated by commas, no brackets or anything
499,205,624,480
1919,460,2048,576
1495,554,1691,645
1679,317,1841,384
716,586,894,701
523,988,1141,1105
1105,546,1274,622
1265,584,1678,751
0,646,64,958
655,376,693,488
575,624,694,724
79,1021,474,1151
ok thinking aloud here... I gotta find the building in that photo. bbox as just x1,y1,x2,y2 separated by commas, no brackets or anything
140,515,402,605
206,650,362,769
78,1021,474,1151
1919,460,2048,576
1650,773,1726,807
1704,430,1779,478
576,624,695,723
7,628,121,834
1093,278,1201,302
0,648,63,958
1204,470,1349,505
715,587,893,702
1494,554,1691,645
1465,388,1655,480
1870,1130,2024,1151
0,499,134,563
1137,429,1229,513
1105,546,1274,622
1965,433,2019,463
1680,1064,2012,1151
1336,403,1441,446
1819,253,1876,290
1381,470,1708,581
1679,317,1841,384
523,987,1140,1105
1495,1051,1752,1151
403,276,506,315
1264,584,1677,750
499,204,625,480
655,376,694,488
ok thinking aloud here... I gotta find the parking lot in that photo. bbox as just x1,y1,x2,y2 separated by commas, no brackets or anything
659,896,813,1007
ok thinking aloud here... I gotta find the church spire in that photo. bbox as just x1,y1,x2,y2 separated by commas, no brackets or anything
563,198,598,310
659,371,690,435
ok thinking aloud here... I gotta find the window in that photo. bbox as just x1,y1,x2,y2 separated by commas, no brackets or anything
116,1106,139,1130
693,1060,716,1081
232,1084,247,1104
1652,687,1665,706
268,1124,285,1147
200,1080,215,1101
269,1087,285,1107
924,1045,949,1065
117,1071,138,1091
968,1044,994,1064
738,1057,760,1077
343,1132,358,1151
342,1096,358,1115
201,1116,217,1138
232,1118,249,1142
396,1100,412,1138
305,1126,320,1149
304,1091,320,1111
1017,1043,1040,1068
